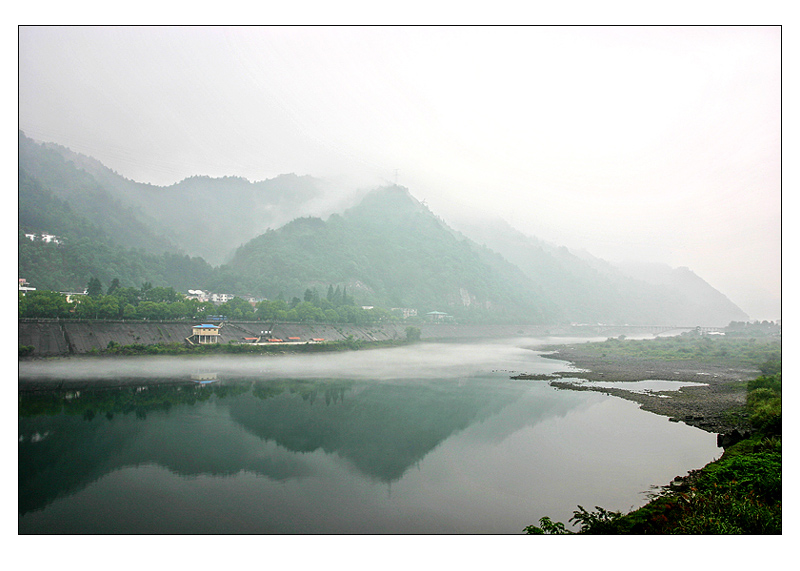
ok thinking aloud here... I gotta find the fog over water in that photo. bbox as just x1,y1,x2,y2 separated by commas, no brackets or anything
17,25,781,320
18,338,595,382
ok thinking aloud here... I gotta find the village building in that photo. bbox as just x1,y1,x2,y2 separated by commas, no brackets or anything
210,292,234,304
192,324,221,344
41,233,62,244
426,310,450,322
186,289,210,302
24,232,62,244
62,291,87,303
18,278,36,294
392,307,418,319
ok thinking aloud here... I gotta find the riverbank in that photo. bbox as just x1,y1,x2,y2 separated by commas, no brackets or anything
538,344,756,435
521,336,781,534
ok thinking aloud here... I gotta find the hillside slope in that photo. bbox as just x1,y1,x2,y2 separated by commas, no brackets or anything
451,217,748,326
222,186,561,322
25,131,327,264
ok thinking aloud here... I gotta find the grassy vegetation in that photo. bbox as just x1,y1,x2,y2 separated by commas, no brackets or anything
77,336,413,358
524,352,782,534
552,333,781,370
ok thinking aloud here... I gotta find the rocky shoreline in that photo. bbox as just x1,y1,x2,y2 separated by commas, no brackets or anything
532,345,760,437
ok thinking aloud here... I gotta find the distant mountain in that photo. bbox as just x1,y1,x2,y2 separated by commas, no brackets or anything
614,261,749,324
222,186,561,322
449,217,748,325
18,168,214,292
18,132,749,325
19,132,178,254
22,131,328,265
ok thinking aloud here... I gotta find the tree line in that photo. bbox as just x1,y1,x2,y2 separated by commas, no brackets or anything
18,279,405,325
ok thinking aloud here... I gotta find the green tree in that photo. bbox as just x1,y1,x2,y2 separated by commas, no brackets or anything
75,296,99,319
137,301,168,320
143,286,180,303
86,277,103,297
106,278,120,296
405,326,421,342
19,291,73,318
122,303,138,319
97,295,120,319
218,297,254,320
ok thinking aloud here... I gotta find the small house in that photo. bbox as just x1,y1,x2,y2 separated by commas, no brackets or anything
192,324,221,344
426,311,449,322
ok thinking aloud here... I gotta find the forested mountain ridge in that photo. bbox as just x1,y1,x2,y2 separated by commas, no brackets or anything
221,186,561,322
22,131,328,264
18,133,749,325
18,164,214,293
19,132,177,254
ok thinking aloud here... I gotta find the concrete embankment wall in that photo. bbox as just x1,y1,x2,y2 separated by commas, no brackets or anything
19,319,559,356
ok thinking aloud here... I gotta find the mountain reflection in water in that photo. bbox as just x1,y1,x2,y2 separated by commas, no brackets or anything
18,341,720,534
20,375,577,516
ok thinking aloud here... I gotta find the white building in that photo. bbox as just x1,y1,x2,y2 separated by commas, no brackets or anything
18,278,36,294
210,292,234,304
41,234,62,244
187,289,210,302
392,308,418,319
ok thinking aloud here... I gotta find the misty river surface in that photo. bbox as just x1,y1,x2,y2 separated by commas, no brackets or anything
19,338,720,534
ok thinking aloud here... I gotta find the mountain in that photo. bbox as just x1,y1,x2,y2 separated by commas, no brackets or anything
18,168,215,293
19,132,178,254
449,217,749,325
614,261,749,324
21,131,328,265
18,133,749,325
221,186,561,322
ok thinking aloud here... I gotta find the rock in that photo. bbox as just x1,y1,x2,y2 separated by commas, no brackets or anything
717,429,749,448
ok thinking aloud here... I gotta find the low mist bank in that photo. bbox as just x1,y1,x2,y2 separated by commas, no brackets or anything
18,338,598,383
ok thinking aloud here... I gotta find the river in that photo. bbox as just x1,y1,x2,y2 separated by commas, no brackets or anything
18,337,720,534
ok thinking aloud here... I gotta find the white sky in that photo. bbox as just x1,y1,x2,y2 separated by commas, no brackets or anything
17,25,782,320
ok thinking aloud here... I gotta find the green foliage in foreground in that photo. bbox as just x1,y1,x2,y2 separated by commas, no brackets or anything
525,441,781,534
747,373,782,435
19,345,35,358
525,358,781,534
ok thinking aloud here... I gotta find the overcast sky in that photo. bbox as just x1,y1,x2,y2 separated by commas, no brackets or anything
18,26,781,320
